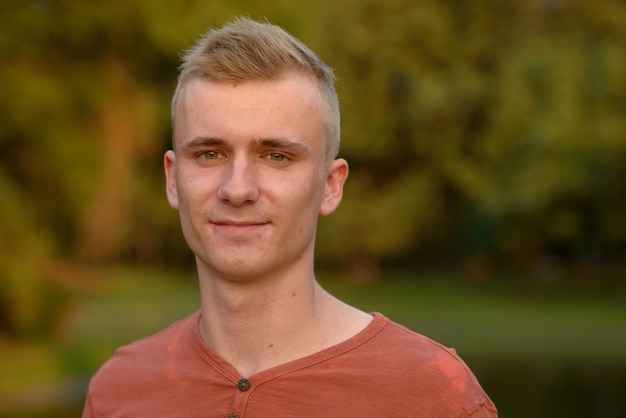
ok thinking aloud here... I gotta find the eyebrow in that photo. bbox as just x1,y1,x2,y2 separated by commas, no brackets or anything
180,136,311,154
180,137,225,152
251,138,310,154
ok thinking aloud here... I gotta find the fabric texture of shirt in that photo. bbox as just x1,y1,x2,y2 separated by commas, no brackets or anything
83,311,497,417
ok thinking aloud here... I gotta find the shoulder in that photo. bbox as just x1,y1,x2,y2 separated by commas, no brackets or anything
87,311,200,391
371,314,481,385
83,310,224,416
113,310,198,358
366,313,463,361
365,314,498,416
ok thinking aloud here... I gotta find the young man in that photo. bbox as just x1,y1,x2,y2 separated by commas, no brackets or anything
82,17,497,417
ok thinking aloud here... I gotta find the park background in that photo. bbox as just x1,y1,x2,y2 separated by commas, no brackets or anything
1,0,626,416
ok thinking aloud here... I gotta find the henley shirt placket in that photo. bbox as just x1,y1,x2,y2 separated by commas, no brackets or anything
227,378,252,418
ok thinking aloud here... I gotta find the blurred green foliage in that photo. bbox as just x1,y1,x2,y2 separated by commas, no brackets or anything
318,0,626,274
1,0,625,337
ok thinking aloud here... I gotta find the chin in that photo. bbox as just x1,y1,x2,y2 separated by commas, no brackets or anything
200,256,274,281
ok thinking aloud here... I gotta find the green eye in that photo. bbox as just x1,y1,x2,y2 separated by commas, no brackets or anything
267,153,286,161
201,151,221,160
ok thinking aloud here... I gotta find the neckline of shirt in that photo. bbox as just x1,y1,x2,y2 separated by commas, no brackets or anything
189,310,389,385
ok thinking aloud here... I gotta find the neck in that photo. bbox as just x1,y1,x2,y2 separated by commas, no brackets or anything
195,264,372,377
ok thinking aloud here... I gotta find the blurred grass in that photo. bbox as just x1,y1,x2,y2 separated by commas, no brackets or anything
1,266,625,416
321,272,626,365
0,267,200,416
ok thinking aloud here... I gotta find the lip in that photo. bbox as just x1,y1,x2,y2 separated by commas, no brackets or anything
210,220,268,235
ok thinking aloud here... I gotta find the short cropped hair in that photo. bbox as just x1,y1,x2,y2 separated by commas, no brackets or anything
171,17,341,161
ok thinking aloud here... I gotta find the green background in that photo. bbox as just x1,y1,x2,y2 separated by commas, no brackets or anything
1,1,625,416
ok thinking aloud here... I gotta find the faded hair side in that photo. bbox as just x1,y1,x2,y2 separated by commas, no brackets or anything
171,17,340,161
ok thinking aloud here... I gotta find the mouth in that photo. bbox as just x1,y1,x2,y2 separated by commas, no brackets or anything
210,220,269,235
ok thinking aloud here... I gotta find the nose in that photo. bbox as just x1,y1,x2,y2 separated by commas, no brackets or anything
216,155,260,206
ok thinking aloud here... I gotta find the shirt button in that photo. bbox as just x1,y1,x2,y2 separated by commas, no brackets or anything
227,414,240,418
237,378,251,391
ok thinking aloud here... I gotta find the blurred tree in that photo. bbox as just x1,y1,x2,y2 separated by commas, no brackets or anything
0,0,324,337
316,0,626,279
1,0,626,336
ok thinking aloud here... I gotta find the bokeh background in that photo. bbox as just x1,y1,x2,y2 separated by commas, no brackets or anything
1,0,626,416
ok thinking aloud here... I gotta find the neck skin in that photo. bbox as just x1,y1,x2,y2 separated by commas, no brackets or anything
195,259,372,378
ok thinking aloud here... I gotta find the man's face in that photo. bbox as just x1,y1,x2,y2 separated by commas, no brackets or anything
165,74,347,281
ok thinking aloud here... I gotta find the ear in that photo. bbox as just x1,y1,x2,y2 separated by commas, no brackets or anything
164,150,179,209
320,158,349,216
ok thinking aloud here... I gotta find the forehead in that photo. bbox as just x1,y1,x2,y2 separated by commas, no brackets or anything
174,75,327,151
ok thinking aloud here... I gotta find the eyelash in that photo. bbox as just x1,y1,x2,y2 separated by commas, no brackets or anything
200,150,224,160
197,151,290,163
264,152,288,162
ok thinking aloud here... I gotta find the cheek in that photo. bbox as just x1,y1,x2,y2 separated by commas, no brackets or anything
284,177,325,218
175,177,205,214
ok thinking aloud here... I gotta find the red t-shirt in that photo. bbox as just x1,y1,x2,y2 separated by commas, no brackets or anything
83,311,497,417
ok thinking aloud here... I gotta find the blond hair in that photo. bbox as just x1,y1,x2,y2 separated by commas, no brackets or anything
171,17,340,160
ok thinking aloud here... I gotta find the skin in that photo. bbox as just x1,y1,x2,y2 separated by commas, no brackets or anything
164,73,372,377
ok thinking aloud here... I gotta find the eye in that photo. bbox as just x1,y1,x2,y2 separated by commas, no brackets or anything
200,150,223,160
265,152,287,162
